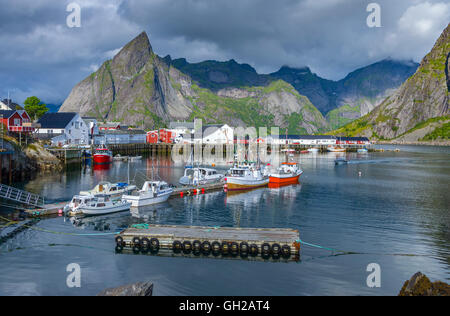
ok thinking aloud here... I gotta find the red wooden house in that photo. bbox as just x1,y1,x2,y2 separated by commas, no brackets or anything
146,130,159,144
0,110,34,133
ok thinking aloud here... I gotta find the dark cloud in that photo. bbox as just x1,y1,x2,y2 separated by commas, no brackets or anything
0,0,448,104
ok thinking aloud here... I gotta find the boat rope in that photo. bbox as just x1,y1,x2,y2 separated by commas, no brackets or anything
0,215,121,237
297,239,356,254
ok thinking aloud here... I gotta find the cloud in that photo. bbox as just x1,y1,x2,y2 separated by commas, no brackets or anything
0,0,448,104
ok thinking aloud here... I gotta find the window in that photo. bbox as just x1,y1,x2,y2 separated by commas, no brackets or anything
14,118,21,126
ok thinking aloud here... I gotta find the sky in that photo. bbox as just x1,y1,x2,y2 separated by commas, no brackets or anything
0,0,449,105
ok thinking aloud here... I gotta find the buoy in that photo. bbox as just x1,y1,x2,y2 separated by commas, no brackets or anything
201,188,205,194
358,171,362,177
193,189,197,195
180,191,184,197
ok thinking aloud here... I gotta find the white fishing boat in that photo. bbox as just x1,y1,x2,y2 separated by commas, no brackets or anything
308,147,319,153
225,165,269,191
63,195,96,214
74,195,131,216
327,146,346,152
179,167,224,186
122,181,173,207
129,156,142,161
80,181,137,200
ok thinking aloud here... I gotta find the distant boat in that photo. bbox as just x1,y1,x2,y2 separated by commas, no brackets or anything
335,158,348,165
129,156,142,161
122,181,173,207
357,148,368,153
328,146,346,153
308,148,319,153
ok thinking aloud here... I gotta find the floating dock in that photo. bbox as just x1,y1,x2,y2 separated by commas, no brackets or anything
115,224,301,262
23,182,226,218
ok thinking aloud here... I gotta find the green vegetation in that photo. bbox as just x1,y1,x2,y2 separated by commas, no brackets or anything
24,96,48,120
326,104,361,130
421,122,450,141
396,115,450,138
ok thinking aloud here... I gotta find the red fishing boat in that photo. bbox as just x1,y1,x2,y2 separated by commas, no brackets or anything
93,146,113,164
268,162,303,184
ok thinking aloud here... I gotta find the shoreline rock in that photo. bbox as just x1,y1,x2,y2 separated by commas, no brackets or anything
97,282,153,296
399,272,450,296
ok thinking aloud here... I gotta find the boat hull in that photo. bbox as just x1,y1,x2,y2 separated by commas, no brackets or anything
78,203,131,215
269,173,302,184
93,154,112,164
123,191,172,207
225,178,269,191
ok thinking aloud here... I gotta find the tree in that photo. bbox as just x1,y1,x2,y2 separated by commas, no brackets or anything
24,96,49,120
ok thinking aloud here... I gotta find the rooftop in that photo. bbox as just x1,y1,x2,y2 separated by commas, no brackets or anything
37,112,77,129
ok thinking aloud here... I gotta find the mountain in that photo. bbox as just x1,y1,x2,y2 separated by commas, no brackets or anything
60,32,328,133
331,23,450,142
270,60,419,129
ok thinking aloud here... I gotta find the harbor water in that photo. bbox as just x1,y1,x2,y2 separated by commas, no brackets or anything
0,145,449,295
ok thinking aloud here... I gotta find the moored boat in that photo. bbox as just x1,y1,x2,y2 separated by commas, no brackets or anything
357,148,368,153
269,162,303,184
63,194,96,214
73,195,131,216
80,181,137,200
328,146,346,153
225,165,269,191
93,146,113,164
308,148,319,153
122,181,173,207
179,167,224,186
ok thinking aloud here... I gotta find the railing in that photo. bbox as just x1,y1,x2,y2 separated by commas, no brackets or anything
0,184,44,207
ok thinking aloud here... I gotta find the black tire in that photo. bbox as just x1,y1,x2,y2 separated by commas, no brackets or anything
240,242,249,253
201,241,211,254
140,238,150,249
192,240,202,251
172,240,183,253
149,238,160,250
115,244,123,253
183,241,192,253
261,243,271,255
230,242,239,256
221,242,230,255
249,244,259,256
272,243,281,255
281,245,291,258
115,236,124,246
132,237,141,248
132,246,141,254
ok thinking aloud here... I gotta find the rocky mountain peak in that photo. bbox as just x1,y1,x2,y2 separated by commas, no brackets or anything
111,31,153,76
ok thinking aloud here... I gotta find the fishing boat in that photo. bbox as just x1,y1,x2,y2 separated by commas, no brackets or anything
93,145,113,164
74,195,131,216
80,181,137,200
179,167,224,186
327,145,346,153
122,181,173,207
308,147,319,153
63,195,96,214
129,156,142,161
225,165,269,191
269,162,303,184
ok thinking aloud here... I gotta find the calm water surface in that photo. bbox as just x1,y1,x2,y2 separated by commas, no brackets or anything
0,145,449,296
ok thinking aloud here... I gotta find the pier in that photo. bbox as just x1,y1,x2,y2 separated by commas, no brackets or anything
115,224,301,262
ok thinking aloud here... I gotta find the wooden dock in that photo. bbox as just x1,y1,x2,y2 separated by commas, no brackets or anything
23,182,226,218
115,224,301,262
